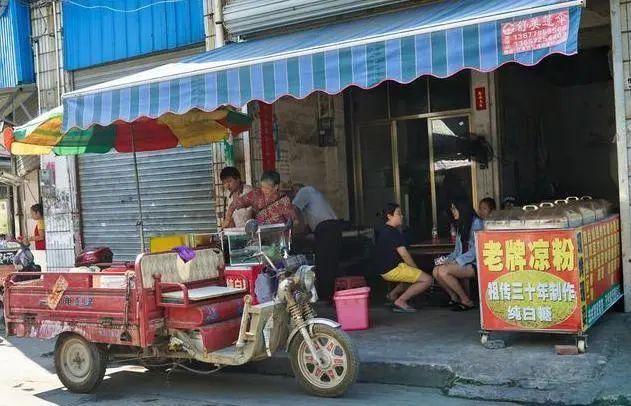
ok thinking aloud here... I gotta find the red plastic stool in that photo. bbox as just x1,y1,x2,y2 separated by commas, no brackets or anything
334,276,367,292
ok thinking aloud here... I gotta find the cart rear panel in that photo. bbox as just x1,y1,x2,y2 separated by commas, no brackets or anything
4,271,150,346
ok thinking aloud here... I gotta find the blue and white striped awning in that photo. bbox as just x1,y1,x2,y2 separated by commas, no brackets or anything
62,0,583,132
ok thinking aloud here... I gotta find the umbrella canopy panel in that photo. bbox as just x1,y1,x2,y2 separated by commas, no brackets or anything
4,107,251,156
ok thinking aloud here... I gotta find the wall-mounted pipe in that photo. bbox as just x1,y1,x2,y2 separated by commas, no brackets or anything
52,0,62,104
213,0,225,47
32,39,42,115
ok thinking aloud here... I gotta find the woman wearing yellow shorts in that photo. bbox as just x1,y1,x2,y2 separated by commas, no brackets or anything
375,204,433,313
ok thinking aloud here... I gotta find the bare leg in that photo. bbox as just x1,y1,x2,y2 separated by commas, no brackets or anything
433,266,458,302
387,283,408,301
394,272,433,309
437,264,475,306
460,278,471,298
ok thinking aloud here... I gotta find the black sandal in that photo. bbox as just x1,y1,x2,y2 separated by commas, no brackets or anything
440,299,458,308
451,302,476,311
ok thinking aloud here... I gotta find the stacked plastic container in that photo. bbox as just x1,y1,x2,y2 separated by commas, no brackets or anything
485,196,613,230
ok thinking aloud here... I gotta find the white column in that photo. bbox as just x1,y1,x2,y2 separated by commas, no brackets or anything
609,0,631,312
40,155,81,270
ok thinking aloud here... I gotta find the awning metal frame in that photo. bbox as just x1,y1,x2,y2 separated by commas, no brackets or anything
0,84,36,124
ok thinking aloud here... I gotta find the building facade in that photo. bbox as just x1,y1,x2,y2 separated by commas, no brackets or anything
0,0,38,246
13,0,631,312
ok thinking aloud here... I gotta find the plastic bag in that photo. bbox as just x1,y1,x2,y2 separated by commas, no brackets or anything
255,272,276,303
173,246,196,263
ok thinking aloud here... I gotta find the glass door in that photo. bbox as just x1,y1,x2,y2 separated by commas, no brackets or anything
396,119,432,241
357,124,395,229
355,115,475,242
429,115,474,237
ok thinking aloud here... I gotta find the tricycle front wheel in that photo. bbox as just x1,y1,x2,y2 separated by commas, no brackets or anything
289,324,359,398
54,333,107,393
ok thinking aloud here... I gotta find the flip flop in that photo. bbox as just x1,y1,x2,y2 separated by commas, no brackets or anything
392,305,417,313
385,294,398,307
440,299,458,308
451,302,476,312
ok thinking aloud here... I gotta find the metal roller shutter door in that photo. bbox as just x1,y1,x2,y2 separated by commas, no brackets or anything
74,48,215,261
78,146,215,261
223,0,413,37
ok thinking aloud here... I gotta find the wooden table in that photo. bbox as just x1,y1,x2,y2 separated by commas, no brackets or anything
407,240,461,300
408,240,455,256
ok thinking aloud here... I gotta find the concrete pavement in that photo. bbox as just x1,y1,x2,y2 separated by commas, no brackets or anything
2,304,630,405
242,305,631,405
0,332,513,406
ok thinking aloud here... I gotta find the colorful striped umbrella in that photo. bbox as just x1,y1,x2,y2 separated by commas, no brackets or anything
1,106,252,252
3,106,252,156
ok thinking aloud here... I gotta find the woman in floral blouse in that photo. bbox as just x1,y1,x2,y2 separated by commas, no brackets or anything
222,171,297,228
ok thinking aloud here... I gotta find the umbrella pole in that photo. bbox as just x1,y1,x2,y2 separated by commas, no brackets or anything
130,124,146,252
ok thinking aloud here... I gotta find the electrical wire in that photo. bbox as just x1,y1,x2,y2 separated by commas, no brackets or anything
61,0,186,13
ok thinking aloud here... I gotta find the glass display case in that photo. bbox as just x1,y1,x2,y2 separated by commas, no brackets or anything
223,223,290,266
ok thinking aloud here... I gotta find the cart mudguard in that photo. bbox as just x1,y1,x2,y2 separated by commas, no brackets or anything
285,318,341,351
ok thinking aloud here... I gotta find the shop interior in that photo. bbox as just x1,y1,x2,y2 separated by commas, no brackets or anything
345,71,476,242
260,72,487,295
497,47,618,206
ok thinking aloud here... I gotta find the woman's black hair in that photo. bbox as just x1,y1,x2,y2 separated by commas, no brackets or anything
450,200,477,245
30,203,43,216
381,203,400,223
220,166,241,181
479,197,497,211
260,170,281,186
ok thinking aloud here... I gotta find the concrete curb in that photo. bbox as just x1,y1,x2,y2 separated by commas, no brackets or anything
232,353,455,389
233,353,631,406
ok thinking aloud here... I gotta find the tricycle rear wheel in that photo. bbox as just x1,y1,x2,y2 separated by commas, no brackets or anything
289,324,359,397
54,333,107,393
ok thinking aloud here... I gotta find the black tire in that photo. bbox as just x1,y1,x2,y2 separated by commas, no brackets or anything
54,334,107,393
289,324,359,398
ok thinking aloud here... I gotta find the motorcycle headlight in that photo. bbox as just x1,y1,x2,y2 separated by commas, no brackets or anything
297,267,316,292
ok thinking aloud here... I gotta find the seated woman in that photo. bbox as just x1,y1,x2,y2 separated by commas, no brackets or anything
374,203,433,313
222,170,297,227
433,198,496,311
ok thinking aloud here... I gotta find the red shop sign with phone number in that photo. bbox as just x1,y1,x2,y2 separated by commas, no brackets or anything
501,10,570,55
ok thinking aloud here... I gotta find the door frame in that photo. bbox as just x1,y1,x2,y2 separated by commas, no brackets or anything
353,107,475,230
427,113,476,229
